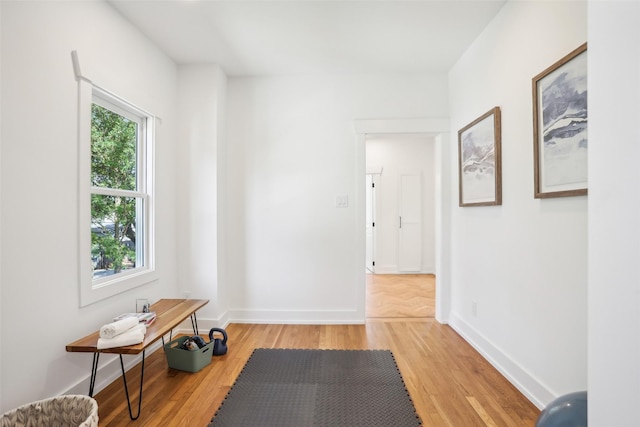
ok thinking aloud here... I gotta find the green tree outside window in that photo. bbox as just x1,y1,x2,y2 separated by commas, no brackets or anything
91,104,138,276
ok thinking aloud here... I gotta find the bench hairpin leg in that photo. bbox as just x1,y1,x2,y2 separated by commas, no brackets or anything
89,352,100,397
161,330,174,346
190,313,199,335
119,349,145,420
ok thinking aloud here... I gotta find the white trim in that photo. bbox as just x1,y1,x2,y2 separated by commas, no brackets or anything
77,77,157,307
353,117,450,322
90,188,147,198
78,79,93,306
434,133,451,324
72,51,160,123
449,312,554,410
371,266,436,275
353,118,449,135
228,309,364,325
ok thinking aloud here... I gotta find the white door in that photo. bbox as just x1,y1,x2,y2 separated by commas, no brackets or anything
398,173,421,272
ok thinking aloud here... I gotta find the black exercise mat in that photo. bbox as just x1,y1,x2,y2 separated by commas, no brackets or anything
209,348,421,426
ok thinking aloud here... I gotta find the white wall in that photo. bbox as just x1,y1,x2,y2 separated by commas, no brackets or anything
225,74,448,323
365,135,436,274
588,2,640,425
0,1,178,411
448,1,587,408
176,65,228,326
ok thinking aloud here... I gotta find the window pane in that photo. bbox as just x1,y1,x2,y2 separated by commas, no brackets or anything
91,195,143,279
91,103,137,190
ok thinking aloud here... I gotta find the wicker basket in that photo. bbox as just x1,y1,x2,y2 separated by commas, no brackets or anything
0,395,98,427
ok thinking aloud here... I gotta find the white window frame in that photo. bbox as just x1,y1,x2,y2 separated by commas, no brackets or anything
78,80,156,307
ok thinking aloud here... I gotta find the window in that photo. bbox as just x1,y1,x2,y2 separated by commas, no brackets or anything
78,81,155,306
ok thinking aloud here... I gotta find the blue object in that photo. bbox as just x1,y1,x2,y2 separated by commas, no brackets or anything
536,391,587,427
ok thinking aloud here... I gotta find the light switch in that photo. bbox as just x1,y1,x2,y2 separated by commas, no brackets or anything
335,195,349,207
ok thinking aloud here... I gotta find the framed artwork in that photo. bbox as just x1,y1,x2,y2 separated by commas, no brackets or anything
458,106,502,207
533,43,587,198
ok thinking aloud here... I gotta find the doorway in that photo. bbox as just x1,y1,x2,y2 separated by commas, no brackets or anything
364,134,436,318
354,118,451,323
364,135,434,274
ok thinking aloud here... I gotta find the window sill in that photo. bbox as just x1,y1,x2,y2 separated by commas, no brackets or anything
80,268,158,307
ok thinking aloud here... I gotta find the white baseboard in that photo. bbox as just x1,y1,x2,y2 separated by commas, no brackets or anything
371,266,435,275
449,312,554,410
371,265,397,274
172,314,231,335
227,309,365,324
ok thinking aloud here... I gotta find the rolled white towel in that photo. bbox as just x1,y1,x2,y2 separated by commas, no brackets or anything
100,317,139,339
97,324,147,350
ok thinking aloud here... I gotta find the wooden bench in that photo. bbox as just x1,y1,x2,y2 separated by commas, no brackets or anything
66,298,209,420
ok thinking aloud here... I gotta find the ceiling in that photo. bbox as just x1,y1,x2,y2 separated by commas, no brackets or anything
109,0,506,77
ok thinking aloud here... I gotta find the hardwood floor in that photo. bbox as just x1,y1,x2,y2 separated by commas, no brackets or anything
94,278,540,426
367,273,435,318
